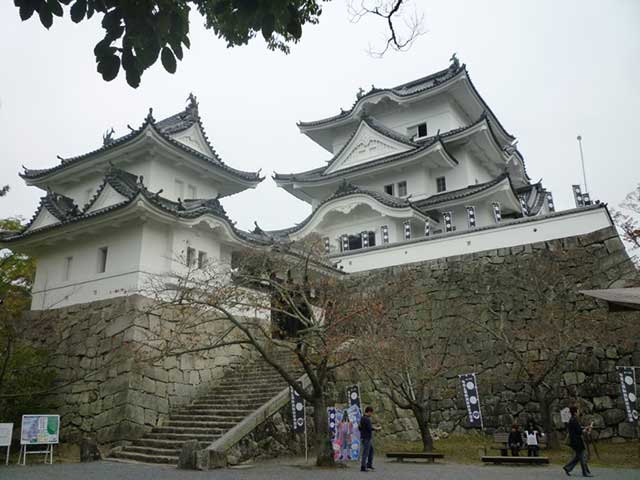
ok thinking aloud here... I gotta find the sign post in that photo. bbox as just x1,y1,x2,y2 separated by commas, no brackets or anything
0,423,13,465
19,415,59,465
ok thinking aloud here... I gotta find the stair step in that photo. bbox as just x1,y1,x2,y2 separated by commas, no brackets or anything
132,438,210,449
164,420,241,429
153,426,228,435
146,432,219,441
170,413,251,421
123,445,180,456
111,450,178,464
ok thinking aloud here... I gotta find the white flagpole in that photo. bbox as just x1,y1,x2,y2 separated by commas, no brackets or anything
304,400,308,463
474,373,484,431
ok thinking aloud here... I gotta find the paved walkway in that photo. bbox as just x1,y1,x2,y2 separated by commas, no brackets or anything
2,460,639,480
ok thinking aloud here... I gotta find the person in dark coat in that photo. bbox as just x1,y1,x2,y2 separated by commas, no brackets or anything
563,406,593,477
507,424,524,456
359,406,380,472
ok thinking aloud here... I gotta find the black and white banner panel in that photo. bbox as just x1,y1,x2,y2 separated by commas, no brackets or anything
290,386,306,433
347,384,361,409
459,373,483,428
617,367,638,423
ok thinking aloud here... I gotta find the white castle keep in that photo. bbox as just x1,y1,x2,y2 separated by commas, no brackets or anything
1,60,612,310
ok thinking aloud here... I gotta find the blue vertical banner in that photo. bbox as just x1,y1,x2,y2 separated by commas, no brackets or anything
328,407,337,440
459,373,483,428
618,367,638,423
347,384,361,409
289,386,305,433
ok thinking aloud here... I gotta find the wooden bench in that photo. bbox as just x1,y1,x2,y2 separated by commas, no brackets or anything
490,432,548,456
481,455,549,465
385,452,445,463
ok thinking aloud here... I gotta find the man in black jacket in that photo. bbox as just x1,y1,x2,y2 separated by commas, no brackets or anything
563,406,593,477
359,406,379,472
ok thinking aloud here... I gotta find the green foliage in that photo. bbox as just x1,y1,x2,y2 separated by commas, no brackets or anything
12,0,325,88
0,217,55,424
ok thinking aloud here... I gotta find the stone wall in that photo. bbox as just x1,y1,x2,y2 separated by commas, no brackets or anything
344,226,640,442
22,295,251,444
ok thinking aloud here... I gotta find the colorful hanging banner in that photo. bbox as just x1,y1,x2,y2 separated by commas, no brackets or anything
459,373,483,428
617,367,638,423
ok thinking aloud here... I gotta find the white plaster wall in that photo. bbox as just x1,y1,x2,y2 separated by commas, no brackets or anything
30,219,236,310
374,97,468,140
308,206,410,254
333,208,612,273
358,164,429,199
330,97,468,154
145,159,219,201
31,223,144,310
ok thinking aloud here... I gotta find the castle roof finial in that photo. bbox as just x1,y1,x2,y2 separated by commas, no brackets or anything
187,93,198,109
449,52,460,70
145,108,155,123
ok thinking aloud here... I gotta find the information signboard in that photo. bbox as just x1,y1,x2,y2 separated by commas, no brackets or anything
0,423,12,447
20,415,60,445
0,423,12,465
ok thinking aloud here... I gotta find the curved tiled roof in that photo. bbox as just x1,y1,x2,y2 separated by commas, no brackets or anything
21,98,263,183
297,64,516,143
298,65,461,128
264,180,426,238
413,174,513,209
275,117,510,183
4,167,268,245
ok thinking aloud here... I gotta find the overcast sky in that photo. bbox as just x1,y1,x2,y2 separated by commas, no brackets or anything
1,0,639,231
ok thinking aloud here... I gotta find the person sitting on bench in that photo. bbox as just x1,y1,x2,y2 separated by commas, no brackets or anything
508,424,524,456
525,429,540,457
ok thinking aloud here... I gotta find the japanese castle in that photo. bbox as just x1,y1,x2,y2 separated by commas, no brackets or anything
1,59,612,310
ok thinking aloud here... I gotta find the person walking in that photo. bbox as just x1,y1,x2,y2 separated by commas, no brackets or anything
359,406,380,472
563,406,593,477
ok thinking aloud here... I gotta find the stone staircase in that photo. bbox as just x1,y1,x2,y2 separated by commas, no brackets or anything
111,351,301,465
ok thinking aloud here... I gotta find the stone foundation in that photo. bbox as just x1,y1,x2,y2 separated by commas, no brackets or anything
344,226,640,443
19,226,640,453
22,295,252,444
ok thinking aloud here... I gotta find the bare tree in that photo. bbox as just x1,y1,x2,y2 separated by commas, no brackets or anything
612,183,640,254
358,270,464,452
348,0,425,57
465,249,635,448
141,239,384,466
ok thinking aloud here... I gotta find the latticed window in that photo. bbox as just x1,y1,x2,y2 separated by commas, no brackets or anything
436,176,446,193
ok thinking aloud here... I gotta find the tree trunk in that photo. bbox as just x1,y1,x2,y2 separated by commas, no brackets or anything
312,394,335,467
537,391,560,449
411,405,433,452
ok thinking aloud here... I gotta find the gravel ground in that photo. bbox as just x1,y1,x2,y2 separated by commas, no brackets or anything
1,459,639,480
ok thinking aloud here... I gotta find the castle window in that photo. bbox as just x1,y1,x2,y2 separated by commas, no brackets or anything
187,184,197,199
63,256,73,281
384,184,394,196
97,247,108,273
346,232,376,251
397,181,407,197
408,122,428,139
197,250,208,269
436,176,447,193
186,247,196,267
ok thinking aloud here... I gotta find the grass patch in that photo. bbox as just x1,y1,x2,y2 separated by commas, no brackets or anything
379,434,640,469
